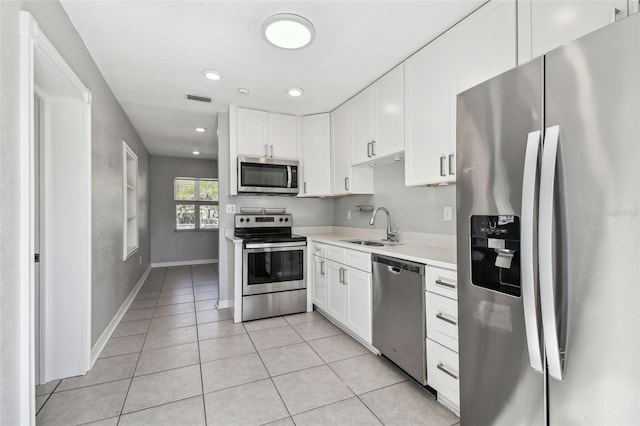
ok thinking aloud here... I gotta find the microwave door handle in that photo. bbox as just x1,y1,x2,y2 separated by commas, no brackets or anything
287,166,292,188
521,130,544,373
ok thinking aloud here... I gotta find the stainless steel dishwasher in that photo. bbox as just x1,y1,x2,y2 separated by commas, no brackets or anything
372,254,426,385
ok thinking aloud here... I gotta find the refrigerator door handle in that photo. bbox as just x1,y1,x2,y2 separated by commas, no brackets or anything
539,125,564,381
521,130,544,373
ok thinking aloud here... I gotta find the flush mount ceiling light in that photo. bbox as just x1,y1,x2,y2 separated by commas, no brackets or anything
287,87,304,97
195,127,207,133
262,13,315,49
202,70,222,81
238,88,250,95
192,151,201,155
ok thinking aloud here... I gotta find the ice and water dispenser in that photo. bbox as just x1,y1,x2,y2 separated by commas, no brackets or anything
470,215,521,297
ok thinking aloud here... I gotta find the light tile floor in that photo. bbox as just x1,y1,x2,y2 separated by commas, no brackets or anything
36,265,460,426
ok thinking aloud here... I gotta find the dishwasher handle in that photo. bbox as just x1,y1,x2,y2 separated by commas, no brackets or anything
387,266,401,274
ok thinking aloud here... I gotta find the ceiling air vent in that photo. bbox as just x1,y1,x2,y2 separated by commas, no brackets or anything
186,94,212,103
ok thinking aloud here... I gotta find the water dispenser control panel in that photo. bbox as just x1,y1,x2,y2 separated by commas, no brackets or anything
470,215,521,297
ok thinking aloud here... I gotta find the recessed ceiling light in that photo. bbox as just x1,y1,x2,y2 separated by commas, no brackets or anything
202,70,222,81
288,87,304,97
195,127,206,133
192,151,201,155
262,14,315,49
238,88,250,95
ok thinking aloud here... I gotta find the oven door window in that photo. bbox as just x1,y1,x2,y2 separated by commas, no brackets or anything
241,163,288,188
246,249,303,285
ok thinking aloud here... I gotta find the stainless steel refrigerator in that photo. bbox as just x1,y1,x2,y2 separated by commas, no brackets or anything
456,13,640,426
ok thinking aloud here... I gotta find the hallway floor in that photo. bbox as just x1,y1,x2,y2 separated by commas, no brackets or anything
35,265,459,426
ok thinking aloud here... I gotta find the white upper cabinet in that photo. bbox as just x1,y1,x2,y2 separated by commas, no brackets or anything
235,107,297,159
331,102,374,195
518,0,628,63
451,0,517,94
404,33,453,186
351,64,404,166
236,108,269,158
300,114,332,197
268,113,297,159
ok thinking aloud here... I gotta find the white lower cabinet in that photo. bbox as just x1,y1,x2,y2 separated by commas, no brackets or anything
425,265,459,414
310,241,373,345
311,255,328,311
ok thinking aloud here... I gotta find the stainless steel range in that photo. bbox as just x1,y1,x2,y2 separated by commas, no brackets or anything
235,213,307,321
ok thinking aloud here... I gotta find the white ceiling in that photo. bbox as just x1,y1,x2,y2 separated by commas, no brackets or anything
60,0,484,159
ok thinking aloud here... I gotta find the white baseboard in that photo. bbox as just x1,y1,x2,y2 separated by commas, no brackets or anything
217,299,234,309
90,265,151,366
151,258,218,268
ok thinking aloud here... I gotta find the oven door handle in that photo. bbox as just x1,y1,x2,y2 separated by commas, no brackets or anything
244,241,307,250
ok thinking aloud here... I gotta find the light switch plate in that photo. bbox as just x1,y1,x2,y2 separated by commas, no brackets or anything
347,210,352,220
226,204,236,214
444,206,453,222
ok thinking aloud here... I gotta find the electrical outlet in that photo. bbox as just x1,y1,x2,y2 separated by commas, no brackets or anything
347,210,352,220
226,204,236,214
444,206,453,222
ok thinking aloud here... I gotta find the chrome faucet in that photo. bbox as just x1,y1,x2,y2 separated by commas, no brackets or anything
369,207,399,242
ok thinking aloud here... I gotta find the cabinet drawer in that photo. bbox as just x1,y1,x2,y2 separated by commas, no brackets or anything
345,249,371,273
426,266,458,300
426,292,458,352
310,242,327,258
325,244,345,263
426,338,460,411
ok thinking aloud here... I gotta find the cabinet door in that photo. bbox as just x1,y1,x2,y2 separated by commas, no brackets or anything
451,0,517,94
237,108,269,157
346,267,372,343
326,261,347,323
374,63,404,159
311,256,328,310
527,0,627,60
404,33,452,186
331,103,352,195
300,114,331,197
351,89,375,166
267,113,297,159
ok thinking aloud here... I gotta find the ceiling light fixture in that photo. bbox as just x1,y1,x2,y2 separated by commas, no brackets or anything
262,14,315,49
195,127,207,133
202,70,222,81
192,151,201,155
287,87,304,97
238,88,250,95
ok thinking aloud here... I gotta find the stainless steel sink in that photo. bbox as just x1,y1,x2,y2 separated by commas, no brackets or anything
341,239,402,247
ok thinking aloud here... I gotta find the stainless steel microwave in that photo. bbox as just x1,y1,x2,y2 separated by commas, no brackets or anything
237,157,299,195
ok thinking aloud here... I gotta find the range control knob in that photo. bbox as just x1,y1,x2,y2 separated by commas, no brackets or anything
279,218,284,222
285,218,289,222
239,218,245,223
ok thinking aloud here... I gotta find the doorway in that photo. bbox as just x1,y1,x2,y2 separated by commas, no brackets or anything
19,11,93,421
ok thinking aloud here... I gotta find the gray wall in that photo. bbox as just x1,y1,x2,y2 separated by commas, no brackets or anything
334,161,456,235
1,1,150,419
217,112,335,304
150,156,219,263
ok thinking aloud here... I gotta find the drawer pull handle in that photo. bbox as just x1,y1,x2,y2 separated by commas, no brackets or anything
437,363,458,380
436,313,457,326
435,279,456,289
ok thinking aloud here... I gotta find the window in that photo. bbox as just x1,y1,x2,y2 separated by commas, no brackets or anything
174,177,219,230
123,141,139,260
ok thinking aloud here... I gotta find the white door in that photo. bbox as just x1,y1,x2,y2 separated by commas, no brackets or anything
404,33,452,186
326,260,347,323
351,89,375,166
331,103,352,195
237,108,269,157
374,64,404,159
346,267,372,343
34,94,43,385
300,114,331,196
311,256,328,310
267,113,297,159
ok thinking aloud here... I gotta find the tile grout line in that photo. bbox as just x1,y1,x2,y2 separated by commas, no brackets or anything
191,265,209,426
116,268,166,423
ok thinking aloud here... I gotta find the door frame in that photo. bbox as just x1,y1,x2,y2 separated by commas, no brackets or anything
19,11,92,423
